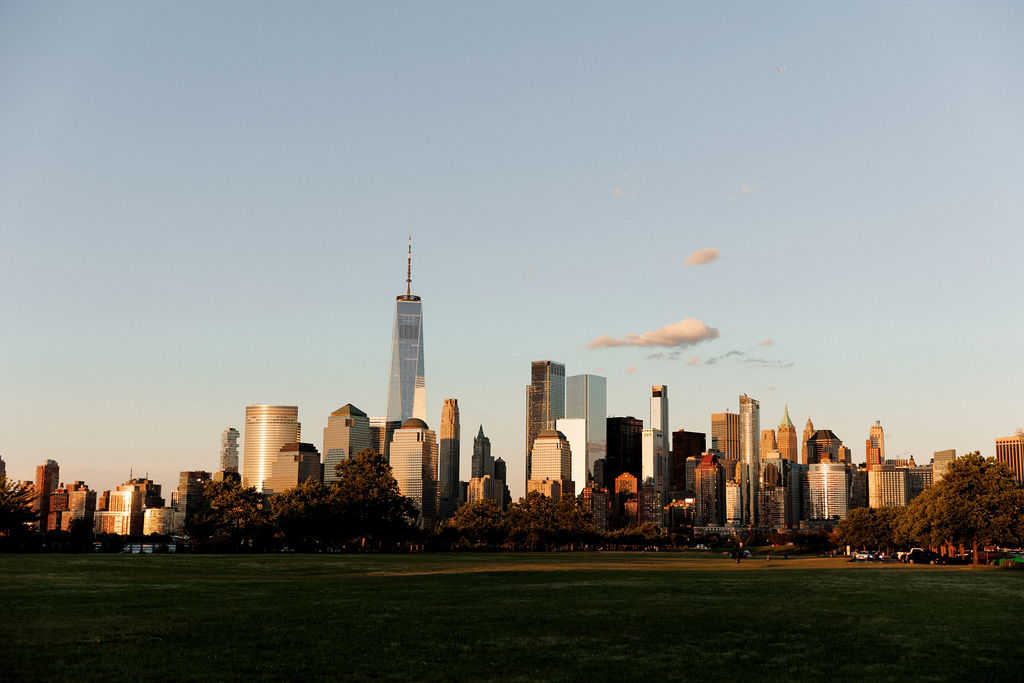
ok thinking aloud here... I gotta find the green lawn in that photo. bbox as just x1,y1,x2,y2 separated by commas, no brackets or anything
1,552,1020,681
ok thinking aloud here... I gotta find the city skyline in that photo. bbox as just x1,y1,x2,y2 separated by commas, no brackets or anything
2,5,1022,498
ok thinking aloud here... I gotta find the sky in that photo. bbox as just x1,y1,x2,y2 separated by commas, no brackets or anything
2,2,1022,499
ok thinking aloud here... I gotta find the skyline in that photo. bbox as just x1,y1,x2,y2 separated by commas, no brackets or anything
2,4,1023,497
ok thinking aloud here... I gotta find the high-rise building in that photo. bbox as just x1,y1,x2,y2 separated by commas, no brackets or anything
809,462,848,520
806,430,843,464
265,443,322,494
242,405,300,492
389,418,438,524
801,417,815,465
172,471,212,531
527,478,564,502
369,417,401,463
724,480,743,525
710,412,740,460
869,421,886,462
932,449,957,482
322,404,371,483
606,416,643,489
61,482,97,531
670,430,706,491
0,454,6,479
614,472,639,519
995,430,1024,481
641,428,666,492
565,374,607,488
777,406,798,461
385,239,426,425
868,465,907,508
438,398,461,519
526,361,566,482
34,460,60,530
493,456,510,508
694,453,725,527
556,417,587,492
637,484,663,526
905,465,933,501
472,425,494,478
581,486,610,531
220,428,239,473
529,429,573,496
650,386,670,487
761,429,777,457
739,394,760,525
849,464,869,510
467,475,505,510
94,484,145,536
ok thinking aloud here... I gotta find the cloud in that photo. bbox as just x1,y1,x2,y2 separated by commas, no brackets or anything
728,182,763,201
626,365,638,374
686,357,700,366
525,267,535,277
685,248,720,266
756,339,774,346
585,318,720,349
645,352,664,360
764,386,776,392
613,188,637,199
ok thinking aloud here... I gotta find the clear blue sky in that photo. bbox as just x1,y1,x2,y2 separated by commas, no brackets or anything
2,2,1022,498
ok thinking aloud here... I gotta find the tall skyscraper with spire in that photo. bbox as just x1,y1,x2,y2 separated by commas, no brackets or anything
385,238,426,424
802,416,815,465
777,406,797,461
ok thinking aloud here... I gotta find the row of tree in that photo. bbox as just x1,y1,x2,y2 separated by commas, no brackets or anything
837,452,1024,563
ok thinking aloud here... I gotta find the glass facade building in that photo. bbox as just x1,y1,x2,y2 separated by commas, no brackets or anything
242,405,300,492
739,394,760,525
322,404,371,483
389,418,438,524
565,374,607,488
220,428,239,473
526,361,565,481
385,240,426,424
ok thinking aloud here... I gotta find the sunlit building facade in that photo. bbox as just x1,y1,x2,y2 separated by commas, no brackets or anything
710,412,739,460
526,361,566,481
242,405,300,492
995,431,1024,481
777,406,798,461
472,425,494,478
389,418,438,524
739,394,760,525
932,449,957,482
220,428,239,473
565,374,607,488
529,429,573,497
322,404,371,483
439,398,461,518
265,443,321,495
385,240,426,425
809,462,848,520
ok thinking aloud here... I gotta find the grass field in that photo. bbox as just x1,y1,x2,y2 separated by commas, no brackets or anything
1,552,1021,681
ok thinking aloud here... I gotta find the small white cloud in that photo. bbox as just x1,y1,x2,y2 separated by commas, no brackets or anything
756,339,774,347
685,248,720,266
585,318,720,349
626,365,638,374
764,386,776,392
686,357,700,366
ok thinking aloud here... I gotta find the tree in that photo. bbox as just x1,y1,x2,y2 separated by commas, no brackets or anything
0,476,37,550
332,449,417,549
505,492,557,550
902,452,1024,563
271,479,340,552
449,499,506,547
187,479,272,552
552,494,597,549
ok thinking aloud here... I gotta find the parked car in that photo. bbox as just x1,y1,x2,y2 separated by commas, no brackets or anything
695,544,708,551
905,548,942,565
854,550,871,560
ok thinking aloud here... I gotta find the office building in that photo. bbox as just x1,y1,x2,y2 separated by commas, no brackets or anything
565,374,607,488
849,464,868,510
220,428,239,473
809,462,849,520
806,430,843,464
777,406,798,461
385,239,426,424
801,417,815,465
710,412,740,460
472,425,494,478
172,471,211,531
869,421,886,462
60,482,97,531
556,417,587,492
788,462,810,525
671,430,706,491
995,430,1024,481
869,465,907,508
369,417,401,463
526,361,566,481
265,443,322,495
322,404,371,483
614,472,639,518
0,454,5,479
581,486,610,531
439,398,461,519
606,417,643,489
739,394,760,525
933,449,957,482
467,475,505,509
641,428,666,492
760,429,777,457
242,405,300,492
694,453,725,527
389,418,439,524
905,465,933,501
143,508,176,536
529,429,573,496
95,485,145,536
493,456,511,508
527,478,564,502
123,477,164,509
724,480,742,525
637,484,663,526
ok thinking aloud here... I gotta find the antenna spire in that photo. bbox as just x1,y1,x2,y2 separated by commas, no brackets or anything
406,235,412,297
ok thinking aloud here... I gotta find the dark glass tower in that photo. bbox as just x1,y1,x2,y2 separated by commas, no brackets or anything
385,239,425,424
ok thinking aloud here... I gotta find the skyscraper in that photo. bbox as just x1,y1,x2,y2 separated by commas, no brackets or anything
369,416,401,463
606,416,643,489
565,374,607,488
438,398,460,518
385,239,426,424
670,430,706,491
0,454,5,479
34,459,59,529
739,394,760,525
777,406,798,461
266,443,322,494
389,418,438,524
694,453,725,527
650,385,670,489
932,449,957,482
710,412,739,460
995,430,1024,481
869,421,886,462
472,426,494,478
322,404,371,483
760,429,778,457
809,462,849,520
242,405,300,492
529,429,573,497
220,428,239,473
525,361,565,481
801,417,815,465
641,428,665,490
